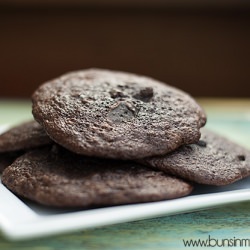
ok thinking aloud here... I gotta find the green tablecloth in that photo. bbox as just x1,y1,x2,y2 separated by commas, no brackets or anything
1,98,250,250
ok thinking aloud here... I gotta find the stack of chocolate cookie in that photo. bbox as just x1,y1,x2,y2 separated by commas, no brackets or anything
1,69,250,208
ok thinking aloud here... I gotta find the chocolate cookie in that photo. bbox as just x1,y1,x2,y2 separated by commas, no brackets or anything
32,68,206,159
140,129,250,186
2,145,193,207
0,121,52,153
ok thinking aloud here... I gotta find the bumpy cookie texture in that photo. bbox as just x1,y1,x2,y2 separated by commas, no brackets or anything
141,129,250,186
2,145,193,207
32,68,206,159
0,152,24,173
0,121,52,153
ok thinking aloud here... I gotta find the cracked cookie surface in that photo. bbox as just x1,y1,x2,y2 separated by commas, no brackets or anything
32,69,206,159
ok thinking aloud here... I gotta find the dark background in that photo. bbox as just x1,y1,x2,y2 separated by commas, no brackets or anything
1,0,250,98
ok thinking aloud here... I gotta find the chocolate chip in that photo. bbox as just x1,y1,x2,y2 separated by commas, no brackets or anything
140,87,154,98
133,87,154,102
109,89,126,98
237,155,246,161
108,102,135,123
197,140,207,147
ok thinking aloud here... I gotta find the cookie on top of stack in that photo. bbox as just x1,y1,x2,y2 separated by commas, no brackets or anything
1,69,250,208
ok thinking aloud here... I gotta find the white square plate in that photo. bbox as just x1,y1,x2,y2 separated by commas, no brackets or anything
1,177,250,240
1,125,250,240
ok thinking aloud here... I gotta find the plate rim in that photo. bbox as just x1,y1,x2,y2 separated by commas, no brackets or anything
1,178,250,240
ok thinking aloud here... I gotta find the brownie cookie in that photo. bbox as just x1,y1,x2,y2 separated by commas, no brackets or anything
140,129,250,186
0,120,52,153
32,68,206,159
2,145,193,207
